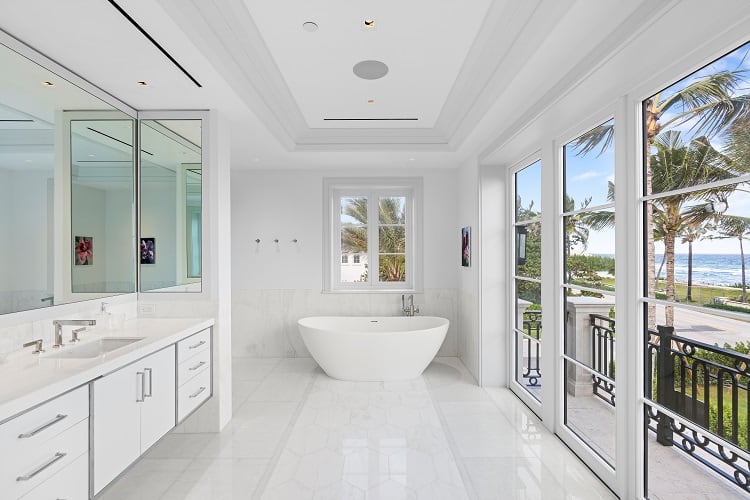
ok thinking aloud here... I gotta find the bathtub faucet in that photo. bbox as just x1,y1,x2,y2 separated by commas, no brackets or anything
401,294,420,317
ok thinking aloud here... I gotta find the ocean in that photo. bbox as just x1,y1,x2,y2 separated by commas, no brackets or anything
656,254,746,287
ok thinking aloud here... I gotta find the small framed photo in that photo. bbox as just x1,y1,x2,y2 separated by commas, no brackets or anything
461,226,471,267
140,237,156,264
74,236,93,266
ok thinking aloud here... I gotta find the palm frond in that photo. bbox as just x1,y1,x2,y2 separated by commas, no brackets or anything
569,123,614,157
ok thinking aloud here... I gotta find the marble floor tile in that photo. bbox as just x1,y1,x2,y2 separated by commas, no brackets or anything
99,357,617,500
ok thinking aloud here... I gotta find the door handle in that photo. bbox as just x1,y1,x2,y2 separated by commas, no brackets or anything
136,371,145,402
144,367,153,398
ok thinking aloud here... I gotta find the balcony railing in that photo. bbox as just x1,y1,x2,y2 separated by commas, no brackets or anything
522,310,542,387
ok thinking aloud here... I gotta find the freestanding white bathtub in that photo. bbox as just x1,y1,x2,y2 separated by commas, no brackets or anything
297,316,449,381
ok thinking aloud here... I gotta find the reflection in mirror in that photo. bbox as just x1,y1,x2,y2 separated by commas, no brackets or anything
140,119,202,292
69,119,135,294
0,41,136,314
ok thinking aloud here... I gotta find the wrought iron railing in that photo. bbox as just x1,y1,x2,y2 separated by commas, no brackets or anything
646,325,750,492
590,314,616,405
522,310,542,387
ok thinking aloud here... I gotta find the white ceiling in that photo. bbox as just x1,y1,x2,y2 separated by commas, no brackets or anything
2,0,740,170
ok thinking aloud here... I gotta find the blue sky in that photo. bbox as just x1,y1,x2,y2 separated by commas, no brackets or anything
516,41,750,256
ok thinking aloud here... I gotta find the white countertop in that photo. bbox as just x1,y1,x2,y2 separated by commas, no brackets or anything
0,317,214,424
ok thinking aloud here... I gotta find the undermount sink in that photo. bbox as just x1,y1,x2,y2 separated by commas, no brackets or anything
43,337,144,359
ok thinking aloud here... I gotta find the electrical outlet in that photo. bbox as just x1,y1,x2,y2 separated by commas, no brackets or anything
139,303,156,315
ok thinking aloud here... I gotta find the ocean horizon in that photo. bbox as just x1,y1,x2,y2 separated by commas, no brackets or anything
596,253,748,287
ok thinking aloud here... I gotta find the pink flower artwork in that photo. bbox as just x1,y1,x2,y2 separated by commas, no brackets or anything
75,236,93,266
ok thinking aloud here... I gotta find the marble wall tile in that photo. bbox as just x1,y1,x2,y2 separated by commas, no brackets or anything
232,289,459,359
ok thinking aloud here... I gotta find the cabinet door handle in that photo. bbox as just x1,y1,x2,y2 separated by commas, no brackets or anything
189,361,206,371
189,340,206,350
17,414,68,439
189,387,206,399
144,368,153,398
16,452,67,481
136,371,145,402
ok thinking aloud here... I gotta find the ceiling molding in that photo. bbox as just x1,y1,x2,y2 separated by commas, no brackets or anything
478,0,678,163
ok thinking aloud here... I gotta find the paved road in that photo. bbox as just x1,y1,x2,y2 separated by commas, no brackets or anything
655,306,750,346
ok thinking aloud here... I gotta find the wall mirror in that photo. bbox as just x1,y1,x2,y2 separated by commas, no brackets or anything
139,119,202,292
0,40,136,314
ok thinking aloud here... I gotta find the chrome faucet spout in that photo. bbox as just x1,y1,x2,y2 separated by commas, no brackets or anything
52,319,96,348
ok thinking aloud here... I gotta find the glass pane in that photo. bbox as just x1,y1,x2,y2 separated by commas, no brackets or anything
564,292,616,466
379,196,405,224
340,251,367,283
516,222,540,279
564,118,614,208
341,227,367,255
379,254,405,282
341,196,367,225
140,119,202,292
379,226,405,253
515,160,541,221
516,279,542,402
564,212,615,290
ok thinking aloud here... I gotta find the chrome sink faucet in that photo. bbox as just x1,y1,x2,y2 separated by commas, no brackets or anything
401,294,420,317
52,319,96,348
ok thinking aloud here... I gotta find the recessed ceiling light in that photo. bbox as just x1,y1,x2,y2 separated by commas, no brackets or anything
367,99,375,104
353,60,389,80
363,19,375,28
25,159,32,163
136,81,148,86
41,81,54,87
88,154,95,157
408,158,416,162
302,21,318,32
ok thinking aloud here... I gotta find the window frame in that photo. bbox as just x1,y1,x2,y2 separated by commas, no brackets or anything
323,177,423,293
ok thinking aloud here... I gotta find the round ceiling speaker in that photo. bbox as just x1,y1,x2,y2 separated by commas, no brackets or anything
353,60,389,80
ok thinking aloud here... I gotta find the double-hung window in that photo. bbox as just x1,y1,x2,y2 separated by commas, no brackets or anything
324,178,422,292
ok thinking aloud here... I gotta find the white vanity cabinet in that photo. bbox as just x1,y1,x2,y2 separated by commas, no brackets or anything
0,386,89,500
93,345,176,494
177,328,212,422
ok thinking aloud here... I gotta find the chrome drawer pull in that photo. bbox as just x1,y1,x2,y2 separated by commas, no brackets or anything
16,452,67,481
144,368,153,398
189,361,206,371
136,371,145,402
188,340,206,350
18,414,68,439
189,387,206,399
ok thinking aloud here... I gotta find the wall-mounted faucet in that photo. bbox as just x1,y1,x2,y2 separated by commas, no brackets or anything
401,294,420,317
52,319,96,348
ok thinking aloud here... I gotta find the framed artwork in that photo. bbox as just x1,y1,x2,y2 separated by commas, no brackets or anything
74,236,93,265
461,226,471,267
140,237,156,264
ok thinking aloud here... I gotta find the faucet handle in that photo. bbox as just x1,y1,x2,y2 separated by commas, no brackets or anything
70,328,87,343
23,339,45,354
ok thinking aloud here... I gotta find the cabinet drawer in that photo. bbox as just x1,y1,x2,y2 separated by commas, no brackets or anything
0,385,88,461
177,328,210,361
2,418,88,499
20,451,88,500
177,365,211,422
177,348,211,387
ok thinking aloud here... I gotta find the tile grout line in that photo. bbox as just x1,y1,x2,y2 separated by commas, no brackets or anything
424,368,481,500
250,368,320,500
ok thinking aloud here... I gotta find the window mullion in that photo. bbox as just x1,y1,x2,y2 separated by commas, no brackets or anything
369,192,378,287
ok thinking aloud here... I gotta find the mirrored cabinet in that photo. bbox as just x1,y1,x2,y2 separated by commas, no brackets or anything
139,118,202,293
0,41,137,314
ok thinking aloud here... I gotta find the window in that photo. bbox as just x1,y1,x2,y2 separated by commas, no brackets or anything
324,178,422,291
512,160,543,404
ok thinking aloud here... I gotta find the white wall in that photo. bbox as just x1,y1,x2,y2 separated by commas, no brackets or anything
140,182,177,289
71,184,106,292
456,158,480,382
231,167,460,358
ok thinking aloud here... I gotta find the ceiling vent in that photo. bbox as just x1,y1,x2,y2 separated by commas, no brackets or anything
353,60,388,80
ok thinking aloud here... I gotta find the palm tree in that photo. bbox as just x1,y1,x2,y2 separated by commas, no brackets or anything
340,197,406,282
650,132,736,324
678,221,713,302
573,69,750,327
713,215,750,303
563,194,592,282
